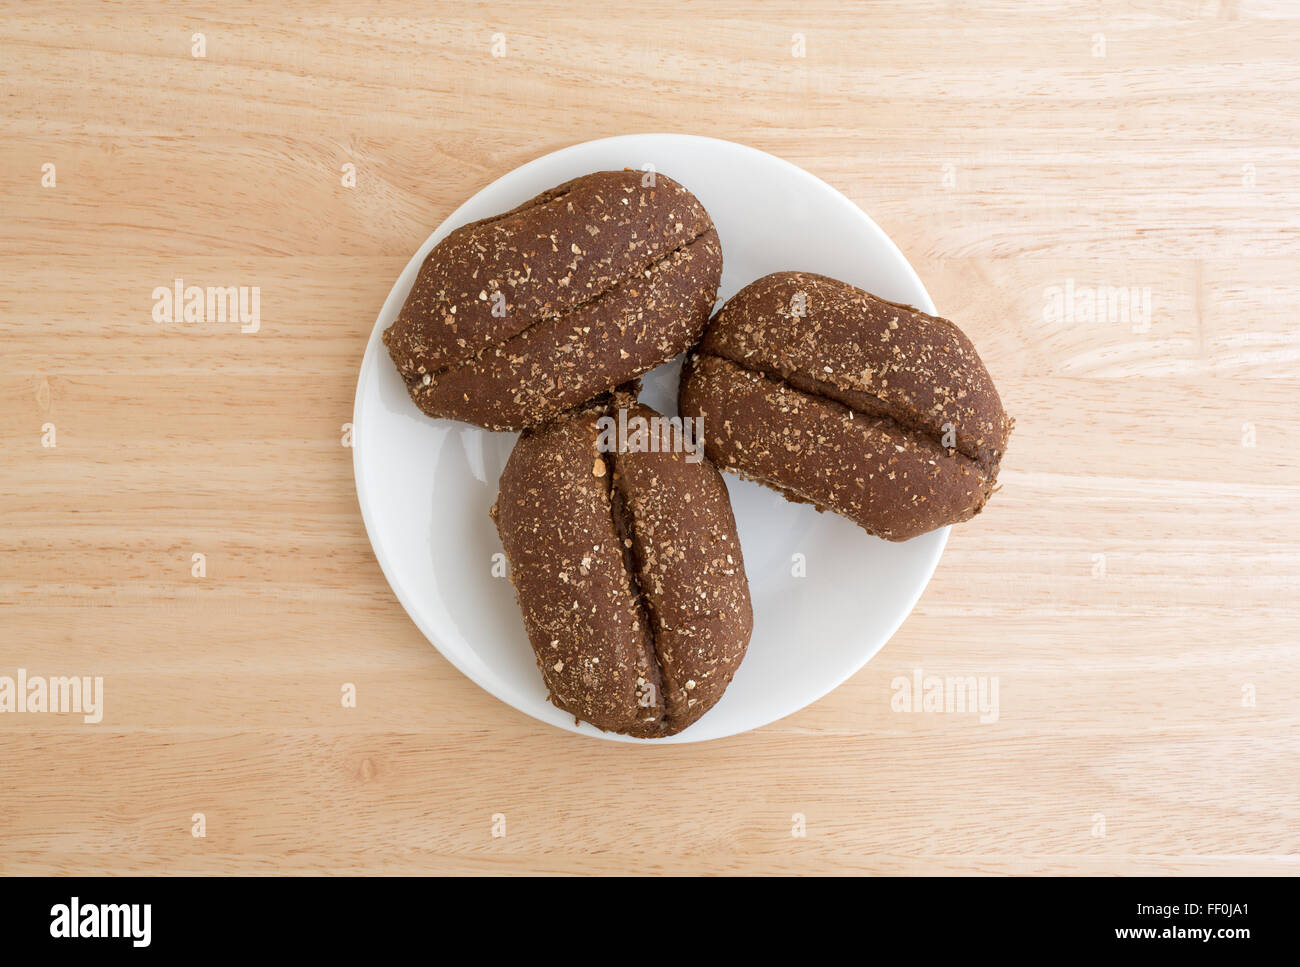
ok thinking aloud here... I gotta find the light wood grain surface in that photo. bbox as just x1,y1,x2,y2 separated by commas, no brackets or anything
2,0,1297,876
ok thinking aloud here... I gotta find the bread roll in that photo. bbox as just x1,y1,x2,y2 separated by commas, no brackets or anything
679,271,1011,541
491,394,752,736
384,171,722,431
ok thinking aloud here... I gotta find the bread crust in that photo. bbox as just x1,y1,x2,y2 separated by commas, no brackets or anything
680,272,1011,541
384,171,722,431
492,400,664,736
610,401,752,732
411,228,721,431
492,397,752,736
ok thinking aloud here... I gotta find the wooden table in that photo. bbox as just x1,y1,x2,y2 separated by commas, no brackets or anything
2,1,1296,876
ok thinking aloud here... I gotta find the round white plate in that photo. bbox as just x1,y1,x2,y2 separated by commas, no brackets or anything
353,134,947,743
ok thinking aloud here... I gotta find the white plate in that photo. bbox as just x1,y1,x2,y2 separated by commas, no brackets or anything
352,134,947,743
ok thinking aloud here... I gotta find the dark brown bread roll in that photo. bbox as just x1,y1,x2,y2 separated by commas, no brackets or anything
491,394,752,737
384,170,722,431
679,271,1012,542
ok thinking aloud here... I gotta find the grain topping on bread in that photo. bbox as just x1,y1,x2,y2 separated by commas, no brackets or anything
384,170,723,431
492,394,752,736
680,272,1011,541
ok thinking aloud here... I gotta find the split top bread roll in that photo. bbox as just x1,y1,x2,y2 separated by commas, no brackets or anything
491,394,752,737
383,170,722,431
679,272,1012,542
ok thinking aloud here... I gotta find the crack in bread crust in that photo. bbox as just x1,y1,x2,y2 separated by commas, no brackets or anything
385,170,717,380
680,352,999,542
403,227,714,390
448,183,575,237
694,347,991,474
606,399,753,733
408,227,722,431
494,396,752,737
697,271,1011,469
601,446,667,729
492,398,666,737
